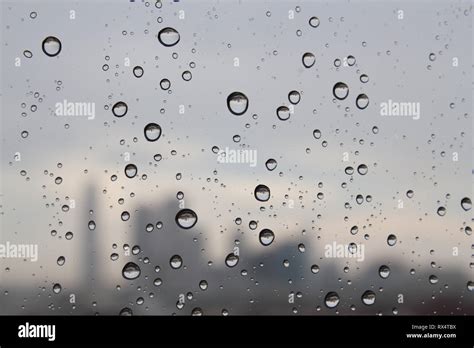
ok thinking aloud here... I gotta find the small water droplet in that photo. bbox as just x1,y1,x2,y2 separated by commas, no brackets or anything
379,265,390,279
133,66,144,78
288,90,301,105
170,254,183,269
356,94,369,109
254,184,270,202
144,123,162,141
461,197,471,211
112,101,128,117
265,159,278,171
276,106,290,121
324,291,340,308
387,234,397,246
302,52,316,68
225,253,239,268
259,229,275,246
309,16,320,28
361,290,376,305
124,164,138,178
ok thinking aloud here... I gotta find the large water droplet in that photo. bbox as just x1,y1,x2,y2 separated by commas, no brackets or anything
379,265,391,279
387,234,397,246
170,255,183,269
276,106,290,121
42,36,61,57
122,262,141,280
227,92,249,116
265,159,277,171
324,291,340,308
461,197,471,211
333,82,349,100
259,229,275,246
254,184,270,202
429,275,438,284
175,208,198,229
357,164,368,175
225,253,239,268
309,16,320,28
144,123,162,141
288,90,301,105
361,290,376,305
124,164,137,178
302,52,316,68
356,94,369,109
133,66,144,78
437,206,446,216
112,101,128,117
158,27,180,47
160,78,171,90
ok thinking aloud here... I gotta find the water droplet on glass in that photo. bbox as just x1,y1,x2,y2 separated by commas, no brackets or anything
356,94,369,109
225,253,239,268
52,283,62,294
112,101,128,117
23,50,32,58
182,70,192,81
122,262,141,280
387,234,397,246
276,106,290,121
88,220,96,231
361,290,376,305
259,229,275,246
333,82,349,100
357,164,368,175
437,206,446,216
309,16,320,28
288,90,301,105
406,190,414,198
158,27,180,47
170,255,183,269
461,197,471,211
160,78,171,90
265,159,277,171
311,264,320,274
144,123,162,142
175,208,198,229
379,265,390,279
254,184,270,202
42,36,61,57
124,164,138,178
302,52,316,68
324,291,340,308
227,92,249,116
429,275,438,284
133,66,144,78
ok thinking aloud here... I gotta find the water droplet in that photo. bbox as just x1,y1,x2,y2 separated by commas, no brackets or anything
429,275,438,284
119,307,133,316
175,208,198,229
254,184,270,202
199,280,208,290
467,281,473,292
360,74,369,83
311,264,320,274
361,290,376,305
42,36,61,57
57,256,65,266
302,52,316,68
227,92,249,116
158,27,180,47
309,16,320,28
288,90,301,105
259,229,275,246
170,255,183,269
144,123,162,142
324,291,340,308
121,211,130,221
265,159,277,171
437,206,446,216
23,50,32,58
133,66,144,78
461,197,471,211
88,220,96,231
333,82,349,100
357,164,368,175
356,94,369,109
429,53,436,61
225,253,239,268
52,283,62,294
276,106,290,121
124,164,138,178
160,78,171,90
379,265,390,279
387,234,397,246
345,166,354,175
112,101,128,117
122,262,141,280
406,190,414,198
346,55,356,66
182,70,192,81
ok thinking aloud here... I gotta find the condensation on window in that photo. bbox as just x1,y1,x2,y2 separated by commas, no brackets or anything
0,0,472,315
